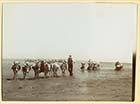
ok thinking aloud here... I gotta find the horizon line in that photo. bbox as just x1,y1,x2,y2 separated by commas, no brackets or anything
2,58,132,64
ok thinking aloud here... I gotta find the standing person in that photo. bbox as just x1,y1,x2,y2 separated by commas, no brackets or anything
67,55,73,76
40,60,45,72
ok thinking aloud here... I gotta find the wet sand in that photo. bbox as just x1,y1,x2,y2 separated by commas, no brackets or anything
2,59,132,101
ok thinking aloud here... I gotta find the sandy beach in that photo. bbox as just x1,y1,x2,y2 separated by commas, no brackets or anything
2,59,132,101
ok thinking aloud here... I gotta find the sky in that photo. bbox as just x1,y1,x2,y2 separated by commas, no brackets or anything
3,3,136,62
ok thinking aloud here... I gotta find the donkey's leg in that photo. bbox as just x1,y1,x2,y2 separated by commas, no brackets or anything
53,71,55,77
51,70,53,77
13,73,15,80
63,70,65,77
62,69,64,77
55,71,57,77
15,72,18,80
13,70,17,80
37,72,39,79
34,71,37,79
54,72,56,77
48,70,51,77
49,70,51,77
23,72,26,80
44,72,47,78
44,72,46,78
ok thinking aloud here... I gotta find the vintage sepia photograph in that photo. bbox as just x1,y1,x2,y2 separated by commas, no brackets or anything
2,2,137,101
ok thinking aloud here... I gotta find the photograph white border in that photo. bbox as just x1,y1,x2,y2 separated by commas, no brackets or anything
0,0,139,104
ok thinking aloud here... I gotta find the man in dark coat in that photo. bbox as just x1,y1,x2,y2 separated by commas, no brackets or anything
67,55,73,76
40,60,45,72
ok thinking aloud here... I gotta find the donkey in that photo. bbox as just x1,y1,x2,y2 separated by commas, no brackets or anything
32,61,49,79
22,63,32,79
60,62,67,76
11,62,21,80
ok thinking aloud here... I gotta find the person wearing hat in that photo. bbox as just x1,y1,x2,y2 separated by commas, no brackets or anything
67,55,73,76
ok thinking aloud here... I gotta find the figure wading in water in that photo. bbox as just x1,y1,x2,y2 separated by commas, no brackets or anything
67,55,73,76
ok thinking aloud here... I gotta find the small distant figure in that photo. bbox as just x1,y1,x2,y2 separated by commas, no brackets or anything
87,60,100,71
92,62,100,70
87,59,93,71
80,63,85,72
67,55,73,76
115,61,123,71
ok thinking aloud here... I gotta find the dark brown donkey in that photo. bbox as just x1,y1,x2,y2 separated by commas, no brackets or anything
32,61,49,79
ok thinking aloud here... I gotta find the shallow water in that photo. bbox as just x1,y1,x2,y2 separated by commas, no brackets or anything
2,59,132,80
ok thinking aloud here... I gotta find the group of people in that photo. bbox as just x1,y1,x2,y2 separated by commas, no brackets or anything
80,60,100,72
80,60,123,72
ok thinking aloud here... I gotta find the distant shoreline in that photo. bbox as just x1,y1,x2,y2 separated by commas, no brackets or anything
2,58,132,65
